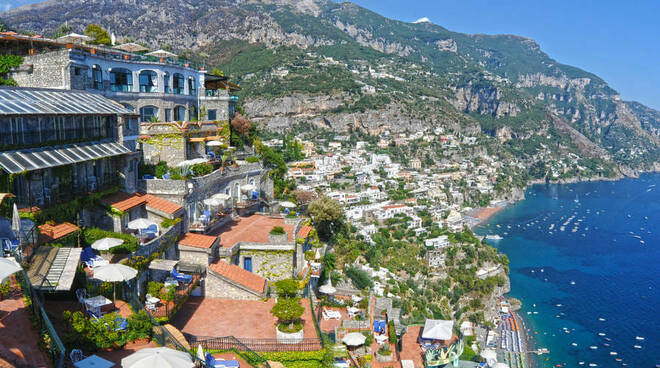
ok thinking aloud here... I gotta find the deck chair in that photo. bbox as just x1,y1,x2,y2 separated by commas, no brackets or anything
206,352,240,368
171,268,193,283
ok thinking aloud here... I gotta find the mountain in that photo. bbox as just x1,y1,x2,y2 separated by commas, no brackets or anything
3,0,660,175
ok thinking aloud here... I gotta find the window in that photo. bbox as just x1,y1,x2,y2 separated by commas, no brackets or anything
163,73,171,93
174,106,186,121
173,73,184,94
139,70,158,93
92,65,103,90
165,108,172,122
189,105,198,121
207,109,217,121
110,68,133,92
73,67,81,76
139,106,158,122
188,77,196,96
243,257,252,272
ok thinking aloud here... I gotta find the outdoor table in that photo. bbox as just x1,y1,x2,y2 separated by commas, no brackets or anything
74,354,115,368
84,295,113,315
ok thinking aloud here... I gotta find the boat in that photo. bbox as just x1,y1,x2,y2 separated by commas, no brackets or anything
633,345,642,349
598,332,606,336
610,352,617,356
571,342,578,346
485,234,503,240
589,364,598,367
635,336,645,341
589,346,598,350
599,318,606,321
570,281,576,285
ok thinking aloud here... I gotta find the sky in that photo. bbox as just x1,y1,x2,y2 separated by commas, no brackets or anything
2,0,658,110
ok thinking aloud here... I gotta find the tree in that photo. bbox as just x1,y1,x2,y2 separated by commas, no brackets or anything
270,298,304,331
210,67,225,76
274,279,300,298
308,196,344,240
231,113,252,135
0,55,23,86
84,24,111,46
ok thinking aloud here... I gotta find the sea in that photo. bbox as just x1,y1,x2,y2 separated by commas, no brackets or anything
475,173,659,368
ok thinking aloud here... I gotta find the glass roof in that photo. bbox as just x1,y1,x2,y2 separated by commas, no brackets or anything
0,141,132,174
0,88,133,116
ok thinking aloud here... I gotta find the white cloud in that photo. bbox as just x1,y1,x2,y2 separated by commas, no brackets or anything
413,17,431,24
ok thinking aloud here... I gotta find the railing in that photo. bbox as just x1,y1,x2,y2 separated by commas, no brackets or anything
15,268,66,368
185,335,270,368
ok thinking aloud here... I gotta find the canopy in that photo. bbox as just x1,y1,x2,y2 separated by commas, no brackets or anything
57,33,91,43
206,140,224,147
92,264,137,283
176,158,208,167
319,278,335,295
211,193,231,201
341,332,366,346
146,49,178,58
421,319,454,341
121,347,193,368
241,184,256,193
113,42,149,52
280,201,296,208
127,218,156,230
0,257,22,282
91,237,124,251
203,198,223,207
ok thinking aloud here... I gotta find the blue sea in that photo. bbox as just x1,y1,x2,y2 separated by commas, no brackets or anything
475,173,659,367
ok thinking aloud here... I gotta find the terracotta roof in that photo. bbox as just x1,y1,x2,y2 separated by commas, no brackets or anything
142,194,182,215
102,192,147,212
179,233,217,249
211,215,295,248
297,225,313,239
38,222,79,242
382,204,407,210
209,260,266,293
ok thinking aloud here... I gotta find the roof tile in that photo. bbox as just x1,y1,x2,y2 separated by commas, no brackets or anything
142,194,182,215
209,260,266,293
38,222,79,242
179,233,217,249
101,192,147,212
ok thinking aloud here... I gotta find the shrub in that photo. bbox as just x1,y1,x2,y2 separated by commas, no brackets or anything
191,163,214,177
147,281,164,297
345,267,373,290
377,344,392,356
274,279,300,298
246,156,260,163
84,228,139,254
270,226,286,235
270,298,304,333
388,320,397,344
161,217,182,229
154,161,168,178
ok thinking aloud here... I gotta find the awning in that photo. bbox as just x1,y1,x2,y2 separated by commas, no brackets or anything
0,141,132,174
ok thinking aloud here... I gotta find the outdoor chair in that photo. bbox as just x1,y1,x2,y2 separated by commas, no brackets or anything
145,294,159,312
69,349,86,363
171,268,193,283
2,239,19,254
75,289,87,304
206,352,240,368
323,309,341,320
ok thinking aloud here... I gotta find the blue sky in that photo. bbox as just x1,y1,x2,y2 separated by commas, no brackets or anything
350,0,659,110
2,0,658,109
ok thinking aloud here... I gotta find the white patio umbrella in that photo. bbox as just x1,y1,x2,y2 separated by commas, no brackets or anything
206,140,223,147
240,184,256,193
211,193,231,201
280,201,296,208
127,218,156,230
92,264,138,301
0,257,22,283
341,332,366,347
57,33,92,43
145,49,178,58
121,347,193,368
113,42,149,53
319,278,336,295
91,237,124,251
421,319,454,340
203,198,223,207
196,345,204,361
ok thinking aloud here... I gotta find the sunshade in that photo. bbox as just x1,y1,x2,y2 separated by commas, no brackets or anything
11,203,20,236
206,140,223,147
0,257,22,282
280,201,296,208
113,42,149,52
93,263,138,301
241,184,256,193
127,218,156,230
211,193,231,201
196,345,204,361
341,332,366,346
57,33,92,43
145,49,178,58
421,319,454,340
91,237,124,251
121,347,193,368
481,349,497,365
203,198,223,207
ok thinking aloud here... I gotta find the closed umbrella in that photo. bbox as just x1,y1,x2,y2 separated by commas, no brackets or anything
196,345,204,361
342,332,366,347
145,49,178,58
127,218,156,230
93,264,138,301
11,203,21,242
280,201,296,208
121,347,193,368
91,237,124,251
0,257,21,283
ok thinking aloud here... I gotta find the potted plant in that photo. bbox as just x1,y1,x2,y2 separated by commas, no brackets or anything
375,344,393,362
268,226,288,243
271,279,304,343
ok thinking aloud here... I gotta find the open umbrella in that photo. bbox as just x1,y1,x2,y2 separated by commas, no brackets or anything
127,218,156,230
113,42,149,52
203,198,223,207
122,347,193,368
0,257,21,283
422,319,454,341
280,201,296,208
319,278,336,295
342,332,366,347
91,237,124,251
206,140,223,147
145,49,178,58
92,264,138,301
57,33,92,43
241,184,256,193
211,193,231,201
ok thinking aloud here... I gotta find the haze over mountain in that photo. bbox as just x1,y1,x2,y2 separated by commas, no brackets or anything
3,0,659,174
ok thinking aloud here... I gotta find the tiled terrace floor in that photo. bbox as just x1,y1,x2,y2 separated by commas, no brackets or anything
171,297,318,340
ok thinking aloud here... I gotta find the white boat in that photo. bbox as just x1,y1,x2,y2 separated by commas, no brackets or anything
633,345,642,349
589,346,598,350
485,234,503,240
610,352,617,356
598,318,606,321
570,281,576,285
589,364,598,367
571,342,578,346
598,332,606,336
635,336,645,340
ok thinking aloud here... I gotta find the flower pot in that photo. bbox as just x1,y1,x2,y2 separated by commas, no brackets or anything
276,328,304,344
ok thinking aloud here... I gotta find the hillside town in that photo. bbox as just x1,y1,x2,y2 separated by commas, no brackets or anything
0,29,531,368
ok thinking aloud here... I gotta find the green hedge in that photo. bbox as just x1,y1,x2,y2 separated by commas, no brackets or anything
260,350,329,368
84,228,139,254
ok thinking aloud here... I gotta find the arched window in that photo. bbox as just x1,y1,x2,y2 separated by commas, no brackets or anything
188,76,196,96
189,105,198,121
174,106,186,121
139,106,159,122
173,73,184,94
110,68,132,92
139,70,158,93
92,65,103,90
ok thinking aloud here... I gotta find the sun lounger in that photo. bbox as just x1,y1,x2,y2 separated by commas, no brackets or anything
171,268,193,283
206,352,240,368
323,309,341,320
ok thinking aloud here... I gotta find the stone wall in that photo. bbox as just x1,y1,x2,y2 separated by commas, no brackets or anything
132,220,182,258
178,244,216,267
239,246,295,281
199,94,229,121
205,269,264,300
11,49,70,89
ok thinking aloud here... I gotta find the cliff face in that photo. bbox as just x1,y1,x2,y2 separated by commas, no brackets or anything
3,0,659,170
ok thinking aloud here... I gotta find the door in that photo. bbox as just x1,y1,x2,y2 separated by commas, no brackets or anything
243,257,252,272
